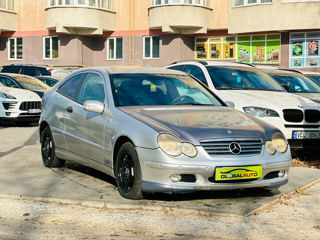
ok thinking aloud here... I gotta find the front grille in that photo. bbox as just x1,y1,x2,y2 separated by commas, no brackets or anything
19,101,41,110
200,139,262,156
2,102,17,110
283,109,303,123
305,109,320,123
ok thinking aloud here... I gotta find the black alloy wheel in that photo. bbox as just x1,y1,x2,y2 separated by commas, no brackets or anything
41,126,65,168
115,142,143,199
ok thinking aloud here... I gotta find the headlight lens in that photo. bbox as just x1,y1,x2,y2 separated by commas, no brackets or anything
0,92,16,99
272,132,288,153
265,141,276,155
243,107,279,118
157,134,197,157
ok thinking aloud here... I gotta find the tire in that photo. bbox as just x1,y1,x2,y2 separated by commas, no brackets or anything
115,142,143,199
40,126,65,168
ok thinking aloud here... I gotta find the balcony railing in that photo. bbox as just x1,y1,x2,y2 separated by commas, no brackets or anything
0,0,14,11
48,0,113,11
151,0,209,7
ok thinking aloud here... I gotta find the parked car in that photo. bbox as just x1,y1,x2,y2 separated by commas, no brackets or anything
35,76,59,87
40,67,291,199
262,69,320,104
0,73,50,97
0,82,42,123
166,61,320,151
1,64,51,76
300,71,320,86
46,67,72,80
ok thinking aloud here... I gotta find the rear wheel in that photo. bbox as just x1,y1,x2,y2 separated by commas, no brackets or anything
41,126,65,168
115,142,143,199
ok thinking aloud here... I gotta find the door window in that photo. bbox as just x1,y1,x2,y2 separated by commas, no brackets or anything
57,74,85,100
0,76,19,87
184,65,208,85
77,73,106,104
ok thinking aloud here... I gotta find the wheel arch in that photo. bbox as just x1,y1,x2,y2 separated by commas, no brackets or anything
39,121,49,143
113,135,135,174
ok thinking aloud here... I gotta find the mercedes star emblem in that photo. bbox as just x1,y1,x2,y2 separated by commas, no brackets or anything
229,142,241,155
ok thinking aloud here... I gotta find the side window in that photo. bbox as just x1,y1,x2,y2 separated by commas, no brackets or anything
0,76,19,87
77,73,105,104
168,65,185,72
184,65,208,86
2,66,21,73
21,67,36,76
58,74,84,100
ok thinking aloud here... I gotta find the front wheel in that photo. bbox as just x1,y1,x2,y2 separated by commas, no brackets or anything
115,142,143,199
40,126,65,168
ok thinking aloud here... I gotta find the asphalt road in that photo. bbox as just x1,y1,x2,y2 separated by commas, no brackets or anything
1,125,320,216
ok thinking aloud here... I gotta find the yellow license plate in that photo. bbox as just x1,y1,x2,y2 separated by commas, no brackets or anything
215,166,262,181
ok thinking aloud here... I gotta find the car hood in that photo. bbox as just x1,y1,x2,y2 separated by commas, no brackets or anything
293,92,320,103
0,86,41,101
216,90,320,110
119,106,275,144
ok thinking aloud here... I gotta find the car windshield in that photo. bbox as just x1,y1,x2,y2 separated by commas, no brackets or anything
206,66,284,91
111,74,223,107
13,75,50,91
270,73,320,93
308,75,320,86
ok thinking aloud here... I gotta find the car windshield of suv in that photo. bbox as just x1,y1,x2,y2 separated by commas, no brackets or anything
13,76,50,91
206,66,284,91
308,75,320,86
270,73,320,93
111,74,223,106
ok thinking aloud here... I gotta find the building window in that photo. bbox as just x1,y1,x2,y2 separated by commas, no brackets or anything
151,0,208,7
290,32,320,68
8,38,23,60
0,0,14,10
48,0,113,10
234,0,272,6
43,36,59,59
107,37,123,60
143,36,160,59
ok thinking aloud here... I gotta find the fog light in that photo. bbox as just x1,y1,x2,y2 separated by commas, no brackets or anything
278,170,285,177
170,174,181,182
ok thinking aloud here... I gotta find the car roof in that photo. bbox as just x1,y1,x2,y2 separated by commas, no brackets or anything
79,66,189,75
169,60,256,68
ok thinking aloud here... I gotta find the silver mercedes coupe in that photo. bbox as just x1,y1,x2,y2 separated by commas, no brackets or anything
39,67,291,199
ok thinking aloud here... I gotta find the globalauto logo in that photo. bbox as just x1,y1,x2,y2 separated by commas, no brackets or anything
229,142,241,155
220,168,258,179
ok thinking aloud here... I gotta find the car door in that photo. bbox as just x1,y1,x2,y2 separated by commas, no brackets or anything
64,72,106,165
54,73,85,151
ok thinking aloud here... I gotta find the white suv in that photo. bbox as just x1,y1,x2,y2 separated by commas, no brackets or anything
0,82,42,123
167,61,320,151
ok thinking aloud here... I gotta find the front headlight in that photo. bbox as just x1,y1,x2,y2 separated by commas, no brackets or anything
272,132,288,153
157,134,197,157
265,132,288,154
243,107,279,118
0,92,16,99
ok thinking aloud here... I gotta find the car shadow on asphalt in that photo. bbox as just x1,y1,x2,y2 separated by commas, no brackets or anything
64,162,280,202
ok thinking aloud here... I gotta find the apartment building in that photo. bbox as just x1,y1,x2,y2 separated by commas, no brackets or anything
0,0,319,70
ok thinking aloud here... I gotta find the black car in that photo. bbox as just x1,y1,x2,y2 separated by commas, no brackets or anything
0,73,50,97
1,65,51,77
35,76,58,87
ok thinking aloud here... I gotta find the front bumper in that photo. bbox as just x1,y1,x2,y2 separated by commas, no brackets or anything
137,146,291,193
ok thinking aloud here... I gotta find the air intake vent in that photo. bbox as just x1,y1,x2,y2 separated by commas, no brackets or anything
19,101,41,111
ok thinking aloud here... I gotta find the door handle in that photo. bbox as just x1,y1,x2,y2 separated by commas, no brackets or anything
66,106,73,113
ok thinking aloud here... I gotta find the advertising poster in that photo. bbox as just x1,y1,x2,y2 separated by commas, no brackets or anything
291,40,304,57
306,58,320,67
195,43,208,59
307,40,319,56
223,42,235,59
209,43,221,59
237,42,250,63
251,41,265,63
290,58,305,67
266,41,280,63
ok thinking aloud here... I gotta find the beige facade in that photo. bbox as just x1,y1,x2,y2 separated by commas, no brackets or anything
228,0,320,34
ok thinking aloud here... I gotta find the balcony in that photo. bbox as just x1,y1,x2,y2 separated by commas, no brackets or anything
149,0,212,34
0,0,16,33
229,0,320,34
46,0,115,35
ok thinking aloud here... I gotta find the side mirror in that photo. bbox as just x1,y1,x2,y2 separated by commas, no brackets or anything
225,101,235,108
281,84,290,92
83,100,104,114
